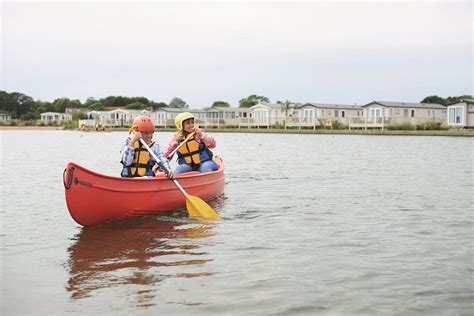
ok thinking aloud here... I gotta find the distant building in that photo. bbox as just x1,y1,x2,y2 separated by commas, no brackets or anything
81,109,149,128
40,112,72,123
245,103,288,127
446,99,474,128
349,101,446,130
151,108,206,128
296,103,362,127
204,107,250,127
65,107,89,115
0,112,12,123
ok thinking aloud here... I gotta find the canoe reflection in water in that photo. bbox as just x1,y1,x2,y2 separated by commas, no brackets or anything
66,215,217,307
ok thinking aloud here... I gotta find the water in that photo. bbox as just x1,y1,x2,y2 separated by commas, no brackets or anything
1,130,473,315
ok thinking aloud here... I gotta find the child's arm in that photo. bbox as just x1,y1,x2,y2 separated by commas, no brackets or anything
152,143,171,171
195,128,216,148
120,137,135,166
164,135,179,158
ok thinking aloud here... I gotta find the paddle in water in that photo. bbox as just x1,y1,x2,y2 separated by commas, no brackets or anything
139,138,221,220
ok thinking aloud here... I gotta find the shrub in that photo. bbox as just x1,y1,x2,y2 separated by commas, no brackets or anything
64,120,79,129
419,121,450,130
386,124,415,131
23,120,37,126
331,120,346,130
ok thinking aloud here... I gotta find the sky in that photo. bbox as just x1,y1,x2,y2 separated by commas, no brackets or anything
1,1,472,108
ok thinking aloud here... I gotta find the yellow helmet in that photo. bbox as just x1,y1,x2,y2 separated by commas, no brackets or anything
174,112,194,131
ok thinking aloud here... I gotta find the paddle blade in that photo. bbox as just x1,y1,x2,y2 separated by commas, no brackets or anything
185,194,220,220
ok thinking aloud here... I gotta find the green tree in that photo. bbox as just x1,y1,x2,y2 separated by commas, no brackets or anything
125,102,148,110
0,91,35,118
421,95,447,105
34,101,54,114
279,99,295,117
151,102,168,110
130,97,150,105
52,98,82,113
238,95,270,108
101,96,128,107
20,112,39,120
169,97,189,108
211,101,230,108
85,97,98,107
99,96,151,108
421,95,473,106
0,91,15,115
446,95,472,104
35,105,47,115
72,112,88,120
88,102,105,111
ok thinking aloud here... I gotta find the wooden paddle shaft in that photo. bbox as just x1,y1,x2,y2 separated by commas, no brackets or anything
172,179,187,196
139,139,187,196
139,139,170,175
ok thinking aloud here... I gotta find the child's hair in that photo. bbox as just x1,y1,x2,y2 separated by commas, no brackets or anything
128,125,138,135
175,130,189,142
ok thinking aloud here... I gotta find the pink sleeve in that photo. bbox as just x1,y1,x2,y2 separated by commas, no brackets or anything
196,133,216,149
164,138,178,158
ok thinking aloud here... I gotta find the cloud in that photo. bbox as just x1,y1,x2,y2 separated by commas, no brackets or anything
2,2,472,106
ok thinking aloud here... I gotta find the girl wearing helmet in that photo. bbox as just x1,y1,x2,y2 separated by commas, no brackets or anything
120,115,173,178
164,112,218,174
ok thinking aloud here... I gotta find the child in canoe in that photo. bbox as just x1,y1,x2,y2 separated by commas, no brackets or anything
164,112,218,175
120,115,173,178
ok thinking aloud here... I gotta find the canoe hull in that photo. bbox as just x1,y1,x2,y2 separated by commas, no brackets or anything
64,157,225,226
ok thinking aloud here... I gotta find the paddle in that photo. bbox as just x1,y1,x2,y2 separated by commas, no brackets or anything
139,138,220,220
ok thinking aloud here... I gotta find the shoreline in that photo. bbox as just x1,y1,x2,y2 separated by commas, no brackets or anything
1,125,473,136
206,128,474,137
0,126,65,130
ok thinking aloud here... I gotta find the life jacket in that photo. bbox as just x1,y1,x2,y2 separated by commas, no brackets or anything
177,139,213,166
121,141,155,177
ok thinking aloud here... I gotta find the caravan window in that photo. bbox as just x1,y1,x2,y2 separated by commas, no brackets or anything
449,107,463,124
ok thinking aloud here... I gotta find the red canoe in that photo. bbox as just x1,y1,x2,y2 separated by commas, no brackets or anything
63,157,225,227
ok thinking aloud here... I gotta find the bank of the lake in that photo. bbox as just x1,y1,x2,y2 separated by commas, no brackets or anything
0,125,65,130
2,125,473,137
173,127,474,137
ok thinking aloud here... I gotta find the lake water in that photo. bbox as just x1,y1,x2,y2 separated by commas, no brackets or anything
1,130,473,315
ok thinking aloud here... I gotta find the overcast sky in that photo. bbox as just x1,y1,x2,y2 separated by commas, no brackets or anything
1,1,472,107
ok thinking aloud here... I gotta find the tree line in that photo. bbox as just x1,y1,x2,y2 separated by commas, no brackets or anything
420,95,472,106
0,90,470,120
0,91,274,120
0,91,190,120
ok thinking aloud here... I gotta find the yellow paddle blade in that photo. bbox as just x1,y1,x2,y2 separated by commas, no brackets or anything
185,194,220,220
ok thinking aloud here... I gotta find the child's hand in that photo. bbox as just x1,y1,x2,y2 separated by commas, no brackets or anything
130,131,142,144
153,164,174,179
194,127,204,138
